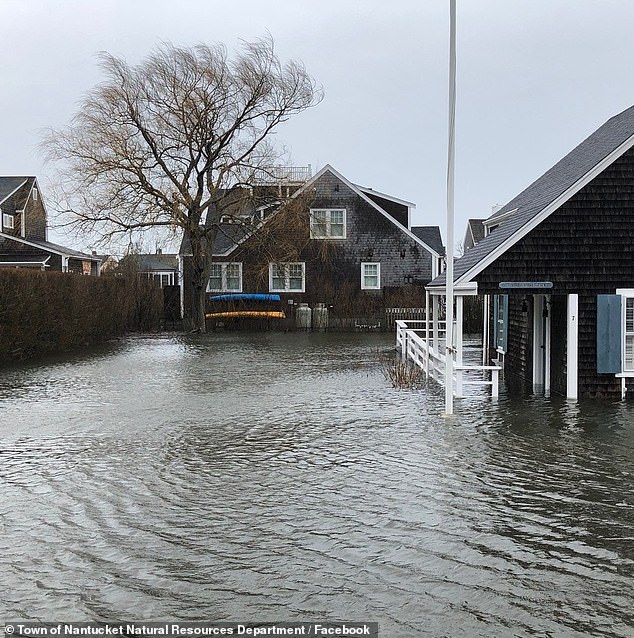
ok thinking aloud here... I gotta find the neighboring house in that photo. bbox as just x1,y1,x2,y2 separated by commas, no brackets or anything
135,250,179,287
412,226,445,259
427,104,634,400
462,218,485,253
179,164,444,324
0,176,101,274
93,252,118,273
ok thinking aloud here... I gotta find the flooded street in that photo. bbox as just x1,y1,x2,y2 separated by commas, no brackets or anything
1,333,633,637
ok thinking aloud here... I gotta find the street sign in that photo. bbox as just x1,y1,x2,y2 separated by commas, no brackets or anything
499,281,553,289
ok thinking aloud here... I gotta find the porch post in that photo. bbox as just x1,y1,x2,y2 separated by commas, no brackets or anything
482,294,489,366
455,295,464,397
545,294,552,395
425,289,430,344
425,290,431,374
432,294,440,354
567,293,579,400
532,295,544,388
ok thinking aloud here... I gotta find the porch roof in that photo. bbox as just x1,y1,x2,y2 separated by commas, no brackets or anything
428,104,634,290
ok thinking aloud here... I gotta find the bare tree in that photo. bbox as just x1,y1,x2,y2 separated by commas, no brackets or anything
43,36,322,331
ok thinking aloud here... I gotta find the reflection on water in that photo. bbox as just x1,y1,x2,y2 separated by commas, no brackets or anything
0,332,633,637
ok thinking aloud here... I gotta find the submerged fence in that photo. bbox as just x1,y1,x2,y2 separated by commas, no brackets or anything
395,319,502,398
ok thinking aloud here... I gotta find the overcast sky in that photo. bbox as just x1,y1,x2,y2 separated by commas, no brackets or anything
3,0,634,251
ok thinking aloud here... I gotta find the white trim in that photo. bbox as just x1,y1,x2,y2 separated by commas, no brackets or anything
309,208,347,239
206,262,243,292
361,262,381,290
178,255,185,319
144,271,179,288
567,293,579,400
427,280,478,295
0,256,50,269
455,132,634,287
617,288,634,373
3,213,14,230
0,231,99,261
356,186,416,208
483,208,518,230
269,262,305,293
0,178,28,206
532,294,551,394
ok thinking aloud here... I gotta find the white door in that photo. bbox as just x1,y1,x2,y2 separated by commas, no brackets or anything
532,295,551,394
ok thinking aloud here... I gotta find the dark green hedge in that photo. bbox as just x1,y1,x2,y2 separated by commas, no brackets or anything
0,270,163,362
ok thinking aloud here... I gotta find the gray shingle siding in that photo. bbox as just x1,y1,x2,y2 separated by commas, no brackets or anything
431,105,634,287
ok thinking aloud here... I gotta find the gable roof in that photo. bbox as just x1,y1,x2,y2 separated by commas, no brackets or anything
0,233,100,261
180,164,440,258
297,164,442,257
137,253,179,271
0,177,35,209
464,218,485,249
429,105,634,288
411,226,444,255
356,186,415,208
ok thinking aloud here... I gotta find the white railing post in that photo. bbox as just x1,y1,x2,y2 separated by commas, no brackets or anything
394,316,502,400
491,368,499,398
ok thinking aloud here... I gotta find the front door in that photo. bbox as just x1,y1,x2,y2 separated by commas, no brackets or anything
532,295,551,394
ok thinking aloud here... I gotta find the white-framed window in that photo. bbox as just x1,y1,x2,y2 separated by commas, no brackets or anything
33,187,38,202
207,262,242,292
361,262,381,290
269,262,305,292
146,271,178,287
625,296,634,371
310,209,346,239
3,213,14,230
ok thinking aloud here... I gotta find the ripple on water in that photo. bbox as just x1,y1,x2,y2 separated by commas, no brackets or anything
0,333,633,636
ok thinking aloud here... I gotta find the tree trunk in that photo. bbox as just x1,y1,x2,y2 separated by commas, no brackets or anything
191,280,207,333
188,226,214,333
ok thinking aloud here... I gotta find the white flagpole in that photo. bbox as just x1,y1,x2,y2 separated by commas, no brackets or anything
444,0,456,415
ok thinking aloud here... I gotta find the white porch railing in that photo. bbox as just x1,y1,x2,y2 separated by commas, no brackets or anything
396,319,502,398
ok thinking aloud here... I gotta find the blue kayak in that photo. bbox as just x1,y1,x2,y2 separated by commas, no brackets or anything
208,293,282,302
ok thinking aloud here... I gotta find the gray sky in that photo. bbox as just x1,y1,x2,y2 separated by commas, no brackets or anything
3,0,634,251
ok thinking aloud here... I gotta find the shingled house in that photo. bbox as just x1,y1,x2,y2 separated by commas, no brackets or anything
0,177,101,274
427,105,634,400
179,164,444,327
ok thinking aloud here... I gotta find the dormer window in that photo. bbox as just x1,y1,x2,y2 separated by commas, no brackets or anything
33,187,38,202
3,213,14,230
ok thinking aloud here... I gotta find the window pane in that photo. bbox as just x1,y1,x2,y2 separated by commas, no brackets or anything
271,264,285,290
363,264,378,288
627,299,634,332
288,263,304,290
226,263,240,291
626,335,634,370
311,211,328,237
208,264,222,290
330,210,344,225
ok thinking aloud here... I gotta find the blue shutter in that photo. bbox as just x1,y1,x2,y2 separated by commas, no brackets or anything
597,294,622,373
494,294,508,352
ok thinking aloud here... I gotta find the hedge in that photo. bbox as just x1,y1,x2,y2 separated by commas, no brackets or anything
0,269,163,362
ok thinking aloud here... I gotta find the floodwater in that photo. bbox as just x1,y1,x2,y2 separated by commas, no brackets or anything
0,332,633,637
